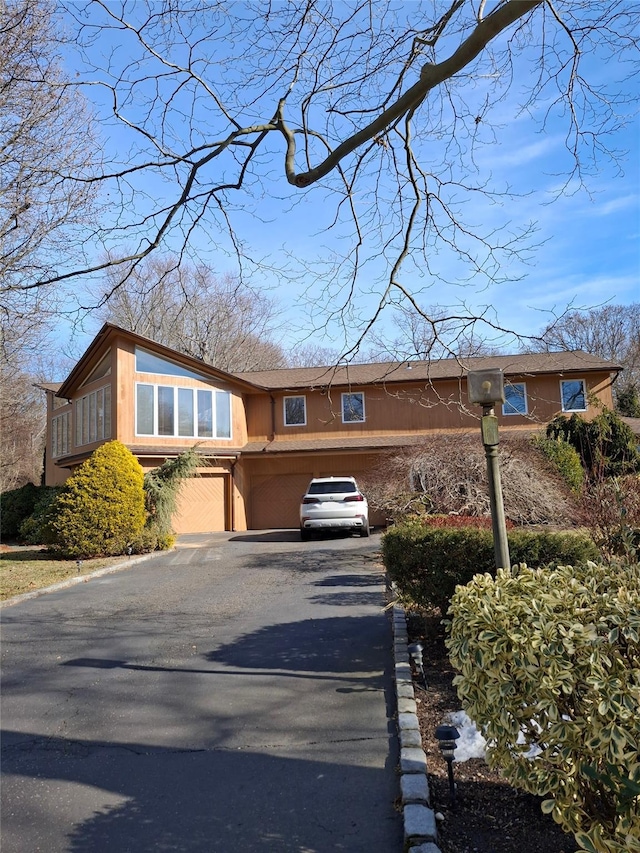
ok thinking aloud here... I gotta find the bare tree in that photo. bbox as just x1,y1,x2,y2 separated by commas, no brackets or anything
7,1,638,354
0,0,99,329
0,361,46,491
98,256,287,371
533,303,640,413
367,303,506,361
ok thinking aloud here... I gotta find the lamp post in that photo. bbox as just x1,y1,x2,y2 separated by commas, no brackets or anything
407,641,426,689
435,723,460,806
467,368,511,571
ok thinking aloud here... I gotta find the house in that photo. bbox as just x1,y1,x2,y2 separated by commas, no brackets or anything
41,323,621,533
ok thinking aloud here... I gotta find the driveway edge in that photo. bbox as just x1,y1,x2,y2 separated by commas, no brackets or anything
0,553,157,609
392,599,443,853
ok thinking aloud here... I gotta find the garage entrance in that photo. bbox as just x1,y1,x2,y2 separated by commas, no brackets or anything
249,473,311,530
173,473,229,534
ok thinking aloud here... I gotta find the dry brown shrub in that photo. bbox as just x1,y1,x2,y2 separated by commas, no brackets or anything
362,433,581,526
579,473,640,559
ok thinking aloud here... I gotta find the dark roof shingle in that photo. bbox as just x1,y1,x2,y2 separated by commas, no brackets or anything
234,351,620,390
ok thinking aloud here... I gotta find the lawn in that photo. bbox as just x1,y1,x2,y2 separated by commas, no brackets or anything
0,548,132,601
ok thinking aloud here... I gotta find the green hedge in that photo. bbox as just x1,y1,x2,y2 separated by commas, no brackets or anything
382,520,600,614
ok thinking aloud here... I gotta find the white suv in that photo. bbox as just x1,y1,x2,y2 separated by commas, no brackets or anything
299,476,370,540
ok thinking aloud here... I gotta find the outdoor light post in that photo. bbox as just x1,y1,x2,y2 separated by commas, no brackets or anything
408,641,426,689
467,368,511,571
435,724,460,806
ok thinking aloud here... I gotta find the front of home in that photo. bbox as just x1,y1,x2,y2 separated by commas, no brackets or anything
42,324,621,533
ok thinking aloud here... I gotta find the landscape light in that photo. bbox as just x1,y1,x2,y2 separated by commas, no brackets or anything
407,641,426,689
435,723,461,806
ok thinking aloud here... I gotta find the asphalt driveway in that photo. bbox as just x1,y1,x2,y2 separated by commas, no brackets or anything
0,531,402,852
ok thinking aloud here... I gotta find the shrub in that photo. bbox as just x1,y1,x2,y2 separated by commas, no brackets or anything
363,433,581,526
18,486,64,545
144,448,200,540
547,411,640,478
51,441,146,558
532,434,585,493
423,514,514,530
382,520,599,614
447,561,640,853
581,474,640,561
1,482,40,539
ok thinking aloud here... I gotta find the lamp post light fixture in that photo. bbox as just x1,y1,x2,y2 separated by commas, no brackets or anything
435,723,461,806
467,368,511,571
407,641,426,689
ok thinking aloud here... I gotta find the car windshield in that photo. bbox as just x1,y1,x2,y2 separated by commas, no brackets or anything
307,481,357,495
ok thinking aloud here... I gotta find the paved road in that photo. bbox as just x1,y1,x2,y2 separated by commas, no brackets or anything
1,531,402,852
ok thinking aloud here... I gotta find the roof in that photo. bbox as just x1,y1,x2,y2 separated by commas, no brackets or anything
235,351,621,391
46,322,621,399
57,323,266,399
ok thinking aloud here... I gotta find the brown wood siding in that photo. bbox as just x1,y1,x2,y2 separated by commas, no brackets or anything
173,474,228,534
244,372,615,445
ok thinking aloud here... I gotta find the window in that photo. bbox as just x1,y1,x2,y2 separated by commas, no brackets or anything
197,389,213,438
75,386,111,447
52,411,71,458
136,384,154,435
216,391,231,439
284,396,306,426
342,392,365,423
502,382,527,416
560,379,587,412
178,388,194,436
136,383,232,439
135,347,208,380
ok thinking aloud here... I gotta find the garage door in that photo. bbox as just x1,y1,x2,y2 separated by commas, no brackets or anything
250,473,311,530
173,474,227,534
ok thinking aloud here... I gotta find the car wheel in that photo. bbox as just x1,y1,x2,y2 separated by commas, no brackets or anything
360,525,370,537
300,528,311,541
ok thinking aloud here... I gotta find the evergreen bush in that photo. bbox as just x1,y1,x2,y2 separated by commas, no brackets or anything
143,448,200,543
532,434,585,493
18,486,64,545
547,410,640,478
382,520,599,614
51,441,146,558
1,482,40,539
447,561,640,853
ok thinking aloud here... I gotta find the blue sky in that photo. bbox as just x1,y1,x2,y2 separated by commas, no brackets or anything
56,2,639,365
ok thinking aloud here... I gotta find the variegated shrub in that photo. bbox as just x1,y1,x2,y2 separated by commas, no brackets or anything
446,562,640,853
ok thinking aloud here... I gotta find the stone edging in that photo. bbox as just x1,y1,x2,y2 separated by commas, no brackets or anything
0,553,154,608
392,601,443,853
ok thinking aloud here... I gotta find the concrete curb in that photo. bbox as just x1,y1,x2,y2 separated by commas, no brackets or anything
0,553,156,608
392,601,443,853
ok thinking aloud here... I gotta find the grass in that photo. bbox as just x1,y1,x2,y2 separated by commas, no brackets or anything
0,548,132,601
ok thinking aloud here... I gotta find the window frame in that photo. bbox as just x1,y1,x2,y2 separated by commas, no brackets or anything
341,391,365,424
74,385,111,448
283,395,307,427
135,382,232,440
502,381,528,416
52,410,71,458
560,378,588,412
